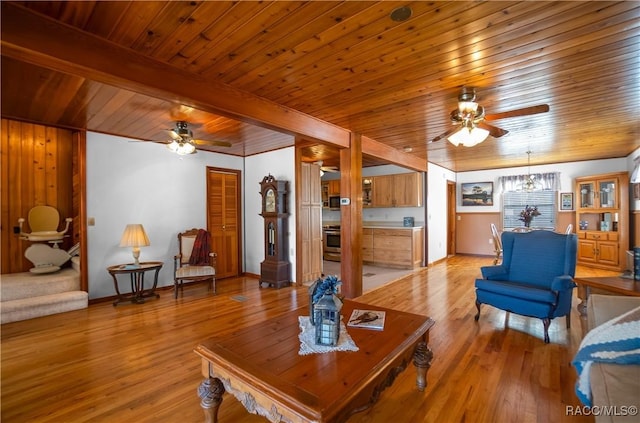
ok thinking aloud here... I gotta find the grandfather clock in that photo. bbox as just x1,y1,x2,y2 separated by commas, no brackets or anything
259,174,291,288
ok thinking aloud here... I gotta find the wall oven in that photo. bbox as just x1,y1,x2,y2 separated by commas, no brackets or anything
323,226,341,261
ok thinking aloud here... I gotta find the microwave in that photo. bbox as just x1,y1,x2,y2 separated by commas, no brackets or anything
329,195,340,209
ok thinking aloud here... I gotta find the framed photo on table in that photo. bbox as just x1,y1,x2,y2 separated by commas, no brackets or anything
560,192,573,211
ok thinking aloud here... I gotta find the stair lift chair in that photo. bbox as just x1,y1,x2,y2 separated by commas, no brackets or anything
18,205,73,273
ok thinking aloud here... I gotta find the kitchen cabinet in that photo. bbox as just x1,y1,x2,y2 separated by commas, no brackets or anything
362,178,373,207
362,228,373,262
324,180,340,195
370,172,423,208
372,175,394,207
393,172,423,207
321,180,340,208
363,227,423,269
575,171,628,271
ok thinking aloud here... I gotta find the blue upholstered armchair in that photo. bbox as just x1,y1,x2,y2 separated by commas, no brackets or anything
474,230,578,343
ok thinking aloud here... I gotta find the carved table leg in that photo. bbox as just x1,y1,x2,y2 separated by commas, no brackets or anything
413,341,433,392
577,285,589,318
198,377,225,423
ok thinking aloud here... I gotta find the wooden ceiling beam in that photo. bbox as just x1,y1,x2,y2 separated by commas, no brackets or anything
0,2,350,148
362,136,427,172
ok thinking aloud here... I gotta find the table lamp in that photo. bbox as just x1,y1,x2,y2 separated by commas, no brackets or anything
119,224,150,266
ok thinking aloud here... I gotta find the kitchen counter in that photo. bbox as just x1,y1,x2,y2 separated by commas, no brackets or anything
363,222,424,229
363,225,424,268
322,222,424,268
323,221,424,229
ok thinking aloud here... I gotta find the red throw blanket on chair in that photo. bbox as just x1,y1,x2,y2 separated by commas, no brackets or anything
189,229,211,266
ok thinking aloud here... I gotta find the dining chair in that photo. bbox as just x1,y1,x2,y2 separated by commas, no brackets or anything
490,223,503,265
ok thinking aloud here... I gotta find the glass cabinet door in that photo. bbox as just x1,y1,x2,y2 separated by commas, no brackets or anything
598,179,617,208
362,178,373,207
579,181,595,208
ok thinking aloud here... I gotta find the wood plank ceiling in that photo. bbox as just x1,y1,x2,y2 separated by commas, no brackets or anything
1,1,638,172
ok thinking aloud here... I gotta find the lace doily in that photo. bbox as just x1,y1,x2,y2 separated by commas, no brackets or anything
298,316,359,355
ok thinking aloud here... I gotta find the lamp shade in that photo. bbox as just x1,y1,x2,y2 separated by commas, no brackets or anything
119,224,150,247
120,224,150,266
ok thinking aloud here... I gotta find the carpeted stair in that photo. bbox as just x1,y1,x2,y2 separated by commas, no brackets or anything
1,264,88,324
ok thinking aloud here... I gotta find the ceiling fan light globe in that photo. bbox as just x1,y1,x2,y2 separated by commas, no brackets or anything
447,129,462,146
175,142,196,155
447,126,489,147
167,140,180,152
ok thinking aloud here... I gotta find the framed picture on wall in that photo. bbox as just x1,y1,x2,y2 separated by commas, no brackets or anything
461,182,493,206
560,192,573,210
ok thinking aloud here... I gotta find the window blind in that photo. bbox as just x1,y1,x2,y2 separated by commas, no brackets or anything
502,191,557,231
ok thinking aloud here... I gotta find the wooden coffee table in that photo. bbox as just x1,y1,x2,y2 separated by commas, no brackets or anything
574,275,640,316
194,299,434,423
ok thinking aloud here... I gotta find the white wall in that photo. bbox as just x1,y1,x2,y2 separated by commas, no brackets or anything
86,133,244,299
456,157,630,213
244,148,296,281
85,132,636,299
427,162,456,263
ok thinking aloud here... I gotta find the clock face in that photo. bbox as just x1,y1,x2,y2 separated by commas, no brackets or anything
265,188,276,212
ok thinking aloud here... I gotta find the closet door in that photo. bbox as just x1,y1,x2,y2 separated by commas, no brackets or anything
207,168,241,279
299,162,323,283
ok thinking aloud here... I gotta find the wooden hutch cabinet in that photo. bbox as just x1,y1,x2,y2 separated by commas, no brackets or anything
575,171,629,271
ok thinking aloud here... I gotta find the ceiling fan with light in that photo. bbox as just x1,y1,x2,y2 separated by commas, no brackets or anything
314,160,339,175
165,121,232,155
431,88,549,147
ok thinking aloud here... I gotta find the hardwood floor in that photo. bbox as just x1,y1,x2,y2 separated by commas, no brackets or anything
1,256,616,422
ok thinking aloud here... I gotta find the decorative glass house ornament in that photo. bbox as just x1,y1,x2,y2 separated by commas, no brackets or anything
314,292,342,346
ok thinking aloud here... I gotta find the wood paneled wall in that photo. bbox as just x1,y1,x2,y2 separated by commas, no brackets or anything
633,210,640,249
1,119,76,274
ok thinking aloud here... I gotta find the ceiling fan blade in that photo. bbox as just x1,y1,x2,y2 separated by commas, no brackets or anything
193,139,232,147
477,121,509,138
321,166,339,173
430,126,460,143
485,104,549,121
166,129,183,141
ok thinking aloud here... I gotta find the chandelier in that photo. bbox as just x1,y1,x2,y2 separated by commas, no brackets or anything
519,150,542,192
